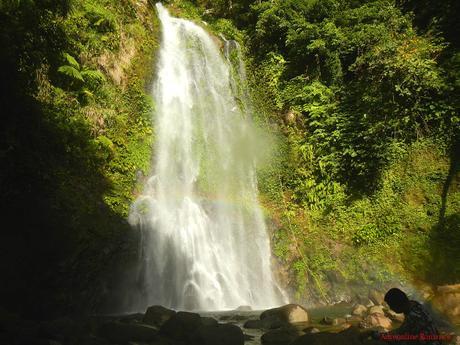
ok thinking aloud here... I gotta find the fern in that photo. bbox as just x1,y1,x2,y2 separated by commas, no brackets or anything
63,53,80,70
81,69,106,83
58,65,84,82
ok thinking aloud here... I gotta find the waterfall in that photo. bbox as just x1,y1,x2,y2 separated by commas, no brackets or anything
128,3,286,311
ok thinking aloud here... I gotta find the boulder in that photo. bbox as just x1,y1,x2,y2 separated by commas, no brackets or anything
368,306,385,316
261,327,301,345
243,319,262,329
352,304,367,317
143,306,176,327
360,314,392,330
190,324,244,345
98,321,159,343
235,305,252,311
244,315,284,329
159,311,202,341
201,317,218,327
260,304,309,324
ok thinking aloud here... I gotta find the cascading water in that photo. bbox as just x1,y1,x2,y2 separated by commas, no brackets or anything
128,3,286,311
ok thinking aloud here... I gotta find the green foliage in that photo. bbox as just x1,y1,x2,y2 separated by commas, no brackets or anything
58,64,84,82
199,0,460,301
0,0,158,316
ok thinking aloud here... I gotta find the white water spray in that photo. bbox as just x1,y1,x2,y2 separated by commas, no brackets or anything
128,3,286,311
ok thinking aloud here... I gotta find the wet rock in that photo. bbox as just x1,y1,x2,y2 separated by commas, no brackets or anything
244,315,284,329
262,315,286,329
159,312,202,342
243,319,262,329
235,305,252,311
260,304,309,324
352,304,367,317
368,306,385,316
261,327,301,345
360,314,392,330
99,321,159,343
190,324,244,345
143,305,176,327
201,317,218,327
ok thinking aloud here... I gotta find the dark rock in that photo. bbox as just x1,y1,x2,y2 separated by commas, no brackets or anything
261,327,301,345
98,321,159,343
262,315,286,329
244,315,284,330
290,326,362,345
190,323,244,345
260,304,309,324
159,311,202,341
243,319,262,329
143,305,176,327
201,317,218,327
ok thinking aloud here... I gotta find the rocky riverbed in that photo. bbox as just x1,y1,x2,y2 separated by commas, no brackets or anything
1,300,459,345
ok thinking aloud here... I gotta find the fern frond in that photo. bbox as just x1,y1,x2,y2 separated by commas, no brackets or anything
58,65,84,82
81,69,106,83
63,53,80,70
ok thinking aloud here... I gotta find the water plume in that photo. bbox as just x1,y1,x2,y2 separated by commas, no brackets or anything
128,3,286,311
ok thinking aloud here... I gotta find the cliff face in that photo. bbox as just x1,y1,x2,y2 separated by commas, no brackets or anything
0,0,160,317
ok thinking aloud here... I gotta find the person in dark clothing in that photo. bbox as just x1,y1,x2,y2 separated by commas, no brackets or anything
373,288,442,344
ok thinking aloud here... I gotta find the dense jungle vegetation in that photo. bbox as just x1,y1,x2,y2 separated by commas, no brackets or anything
0,0,459,318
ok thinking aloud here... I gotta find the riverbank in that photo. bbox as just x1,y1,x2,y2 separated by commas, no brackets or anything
1,302,458,345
